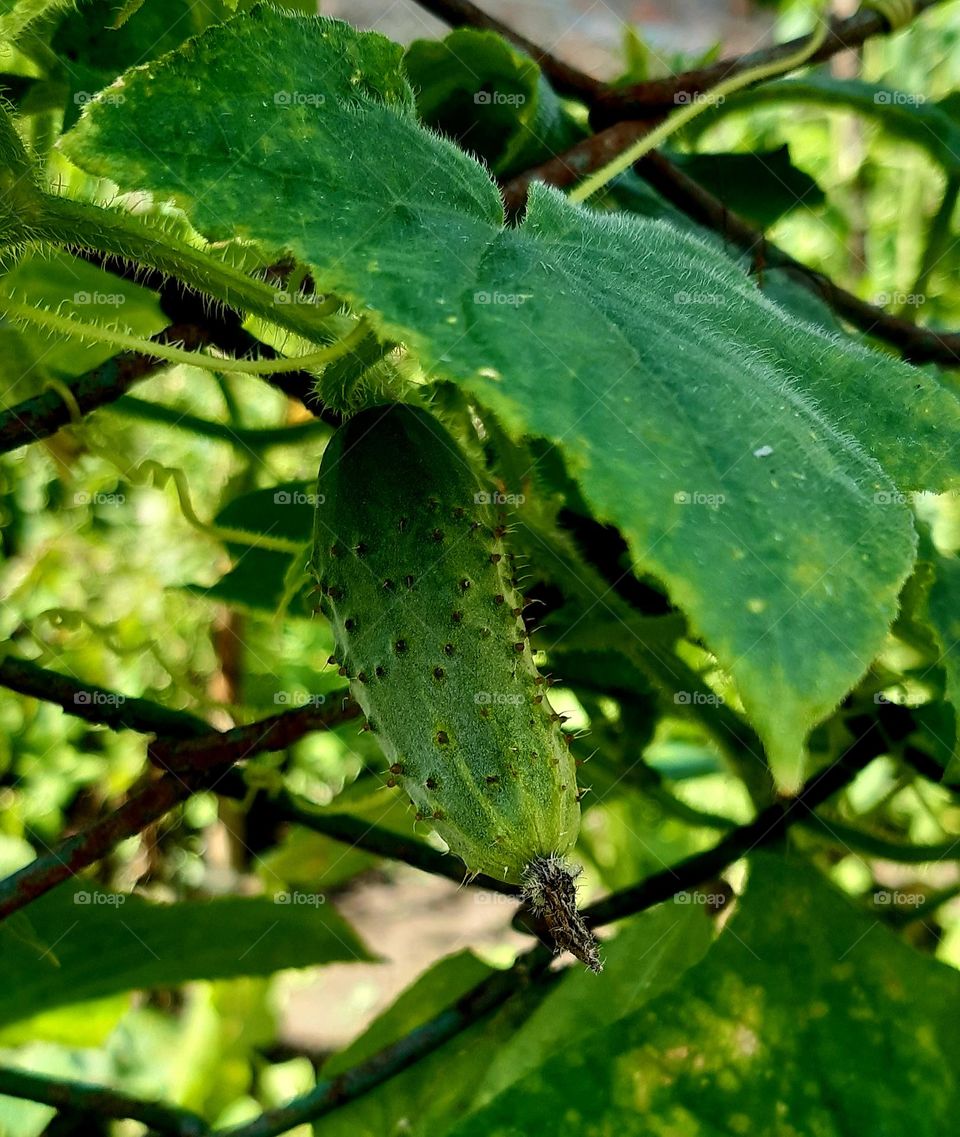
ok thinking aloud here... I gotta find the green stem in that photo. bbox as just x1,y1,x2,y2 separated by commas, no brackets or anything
29,194,341,343
0,295,370,376
0,1067,208,1137
569,4,829,202
109,394,330,447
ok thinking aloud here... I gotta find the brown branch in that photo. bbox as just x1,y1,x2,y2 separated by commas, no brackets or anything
589,1,946,123
210,944,555,1137
0,688,361,920
147,699,360,772
215,768,520,897
582,712,900,926
0,323,201,455
503,139,960,366
635,151,960,367
412,0,945,126
0,655,210,738
0,770,196,920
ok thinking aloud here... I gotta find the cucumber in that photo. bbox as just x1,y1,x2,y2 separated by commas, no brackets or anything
310,404,600,970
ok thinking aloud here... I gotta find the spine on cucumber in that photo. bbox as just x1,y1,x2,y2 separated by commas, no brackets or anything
310,404,600,970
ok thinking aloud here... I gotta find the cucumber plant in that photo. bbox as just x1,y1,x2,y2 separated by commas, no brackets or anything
310,404,601,970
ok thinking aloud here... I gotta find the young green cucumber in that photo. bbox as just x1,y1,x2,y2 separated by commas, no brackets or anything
310,404,600,970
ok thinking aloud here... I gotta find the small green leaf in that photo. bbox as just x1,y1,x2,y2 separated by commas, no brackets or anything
0,881,371,1027
0,249,167,384
404,28,581,176
666,145,825,228
188,480,315,615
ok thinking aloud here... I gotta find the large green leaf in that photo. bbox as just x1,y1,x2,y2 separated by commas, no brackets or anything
451,855,960,1137
60,7,960,785
0,881,370,1027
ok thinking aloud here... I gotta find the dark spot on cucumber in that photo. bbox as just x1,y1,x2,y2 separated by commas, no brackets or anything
443,643,455,656
452,506,465,519
344,617,356,632
490,553,502,564
436,730,449,746
432,528,444,542
432,809,445,820
433,666,445,680
451,610,463,623
485,775,500,785
357,671,367,683
354,542,368,557
513,642,525,653
383,579,395,591
375,665,386,678
494,594,505,605
327,584,344,601
395,639,408,654
389,763,404,775
425,776,437,789
459,578,472,591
